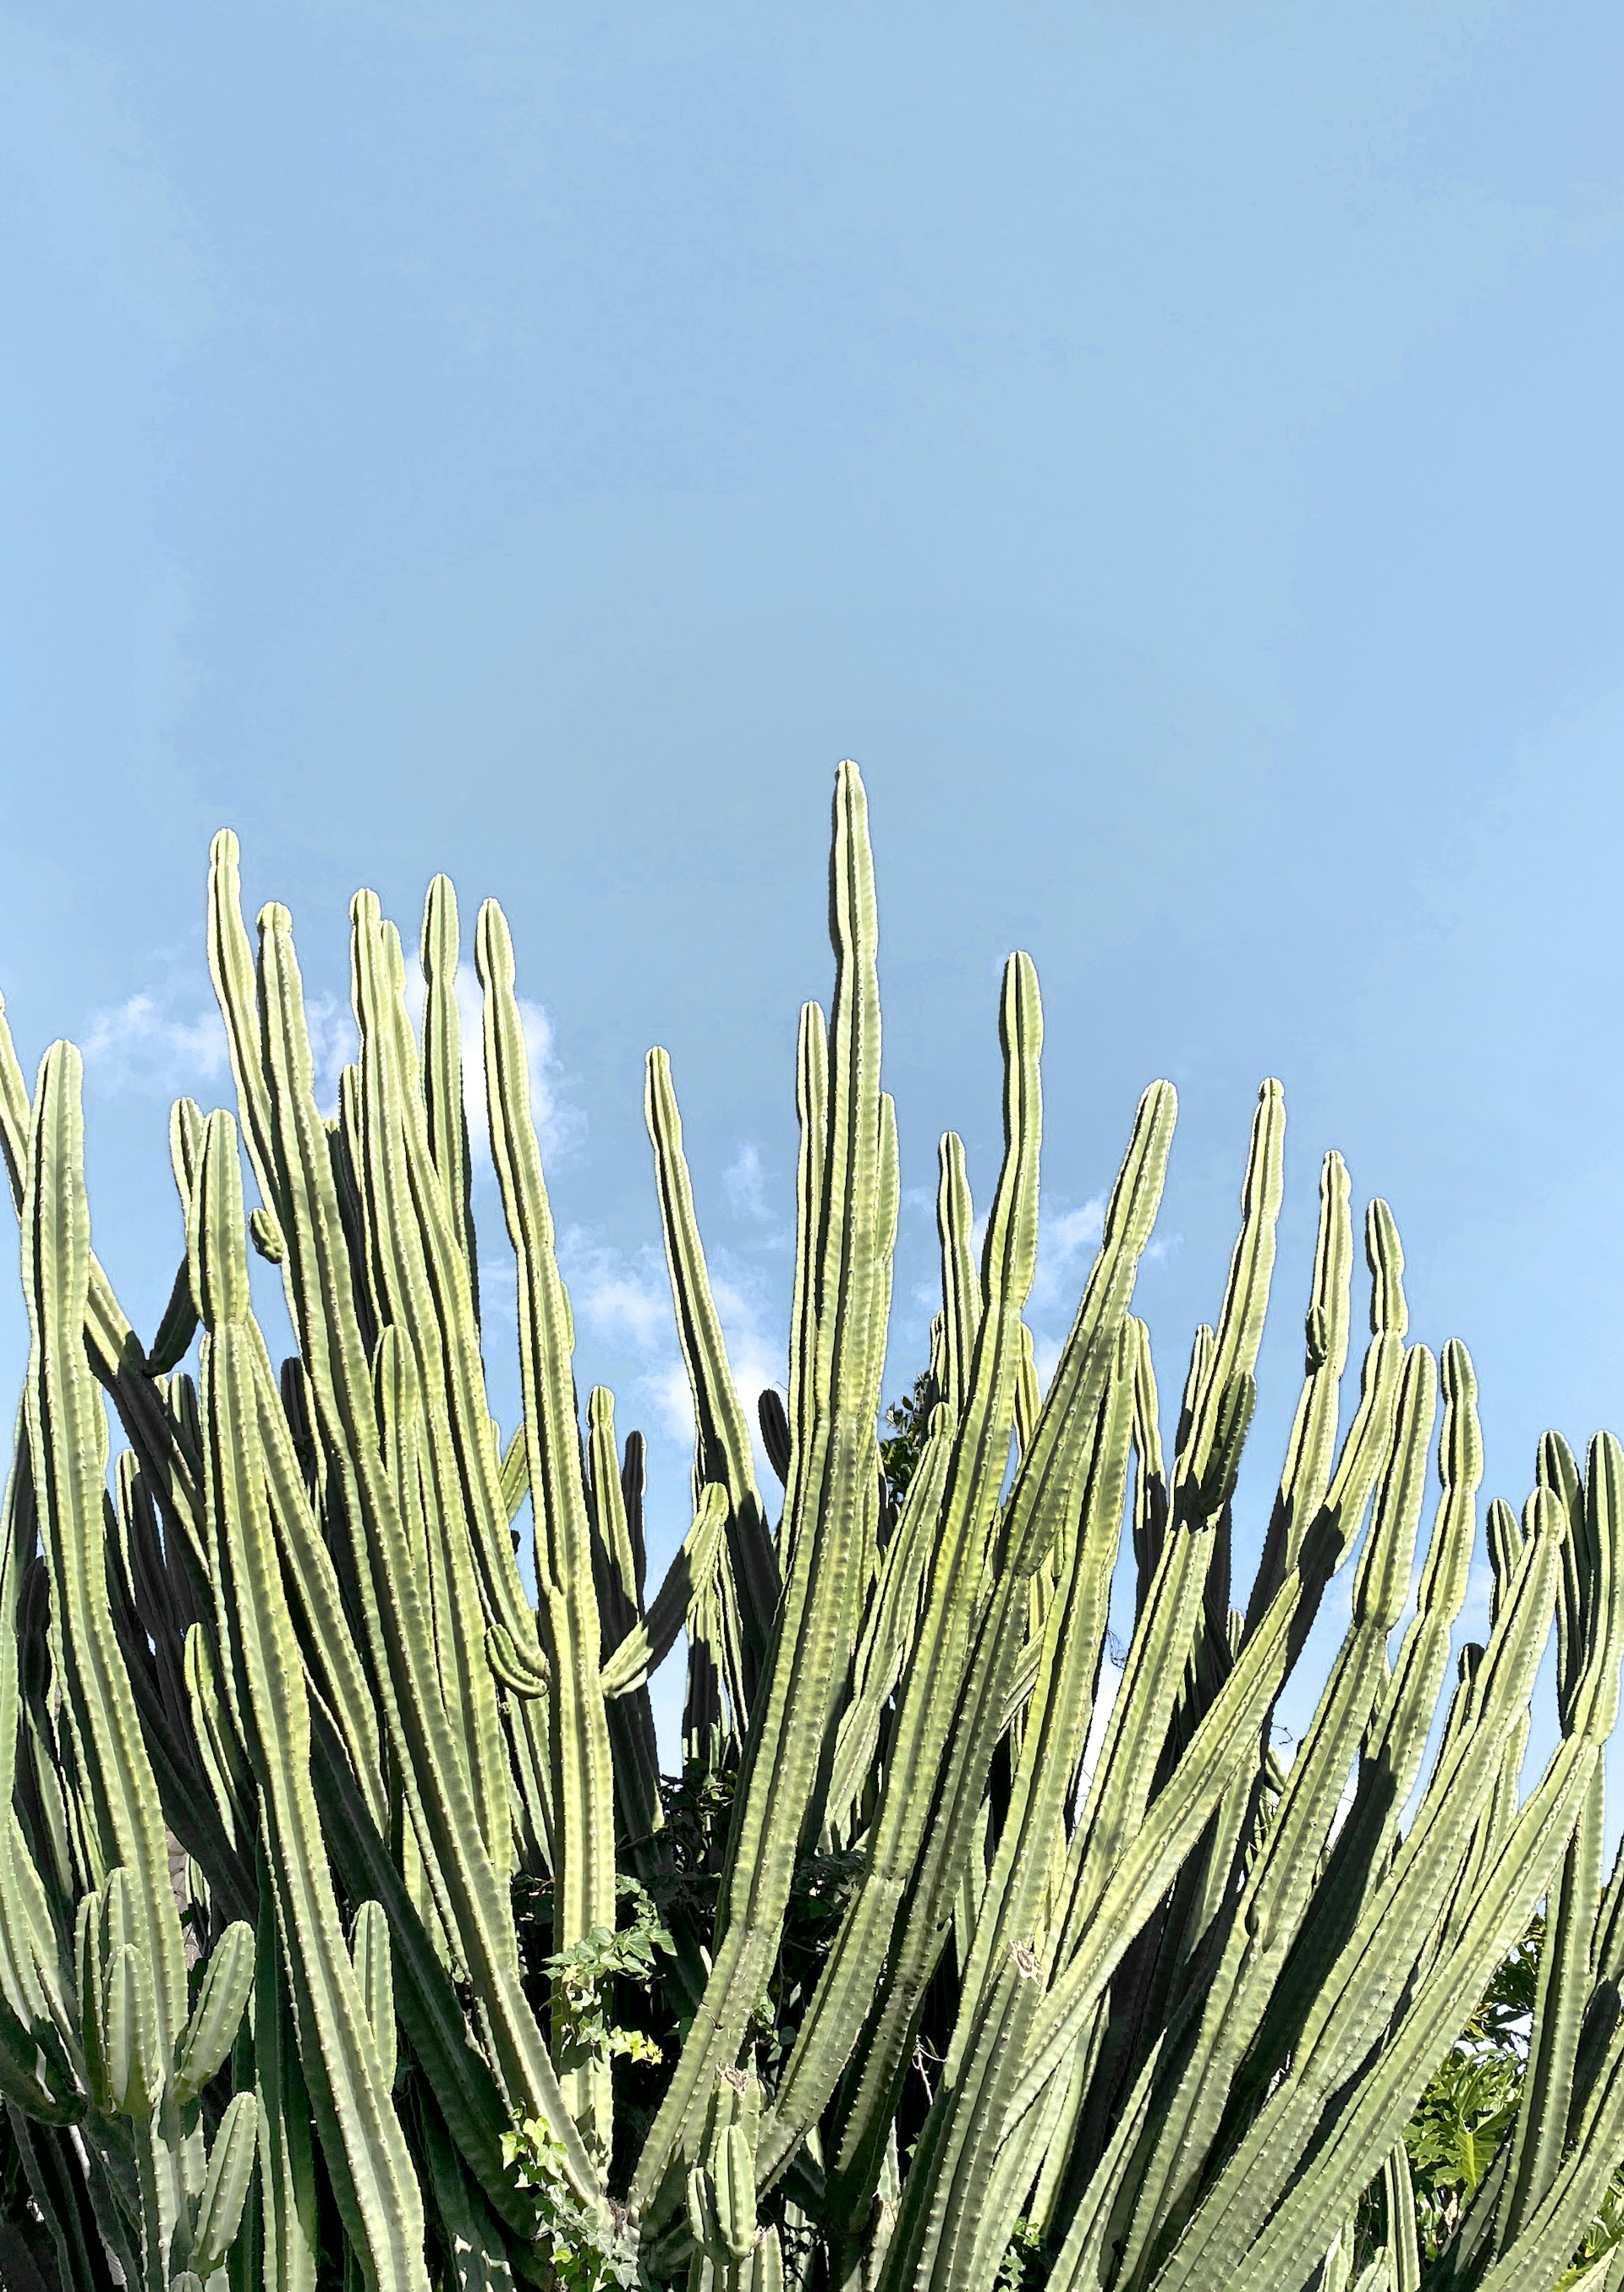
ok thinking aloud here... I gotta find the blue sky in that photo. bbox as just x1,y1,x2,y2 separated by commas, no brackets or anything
4,2,1624,1746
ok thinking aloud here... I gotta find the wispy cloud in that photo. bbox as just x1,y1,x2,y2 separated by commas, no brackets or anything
1033,1198,1106,1312
567,1237,673,1357
710,1265,787,1445
78,945,579,1151
80,974,361,1118
724,1141,769,1222
1462,1556,1495,1634
81,990,228,1093
1029,1193,1106,1383
304,994,358,1118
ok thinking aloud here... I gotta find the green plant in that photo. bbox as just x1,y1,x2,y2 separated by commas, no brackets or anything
1404,1920,1542,2261
502,2117,641,2292
1,764,1623,2290
545,1881,675,2069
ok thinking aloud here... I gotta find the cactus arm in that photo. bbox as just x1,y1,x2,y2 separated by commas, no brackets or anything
173,1922,254,2108
881,1263,1411,2292
15,1594,78,1929
0,997,206,1572
1174,1080,1287,1508
183,2089,258,2278
1490,1428,1624,2256
631,765,892,2213
1111,1339,1440,2280
586,1386,641,1633
600,1483,729,1699
419,2096,518,2290
583,1390,664,1855
243,1350,386,1831
1171,1736,1601,2292
1242,1150,1355,1629
191,1118,429,2290
204,835,281,1214
646,1046,781,1688
1127,1310,1168,1599
253,1851,318,2292
819,1129,982,1845
0,1439,84,2109
499,1428,529,1526
804,1075,1176,2248
349,1901,396,2092
952,1328,1136,2040
21,1045,198,2278
476,895,617,2154
753,947,1047,2196
419,875,481,1325
245,909,589,2190
1364,1336,1483,1792
351,902,521,1862
306,1705,540,2234
821,1406,954,1845
1140,1487,1587,2292
1382,2144,1421,2292
376,1326,513,1883
774,998,827,1590
936,1135,981,1420
144,1258,199,1378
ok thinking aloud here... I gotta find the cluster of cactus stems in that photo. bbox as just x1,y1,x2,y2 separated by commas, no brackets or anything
1,765,1623,2292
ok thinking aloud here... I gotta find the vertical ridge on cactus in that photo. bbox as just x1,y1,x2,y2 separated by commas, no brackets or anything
0,762,1621,2289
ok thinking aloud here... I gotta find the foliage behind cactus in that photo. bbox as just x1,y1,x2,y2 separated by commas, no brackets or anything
1,765,1623,2290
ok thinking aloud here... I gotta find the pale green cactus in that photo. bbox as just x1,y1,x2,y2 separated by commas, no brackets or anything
0,764,1621,2291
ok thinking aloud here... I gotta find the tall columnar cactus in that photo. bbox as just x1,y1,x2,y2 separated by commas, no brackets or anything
0,764,1622,2290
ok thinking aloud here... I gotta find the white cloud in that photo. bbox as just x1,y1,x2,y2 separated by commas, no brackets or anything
81,988,228,1095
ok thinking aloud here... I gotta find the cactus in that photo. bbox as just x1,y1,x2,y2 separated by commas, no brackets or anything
0,763,1622,2289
